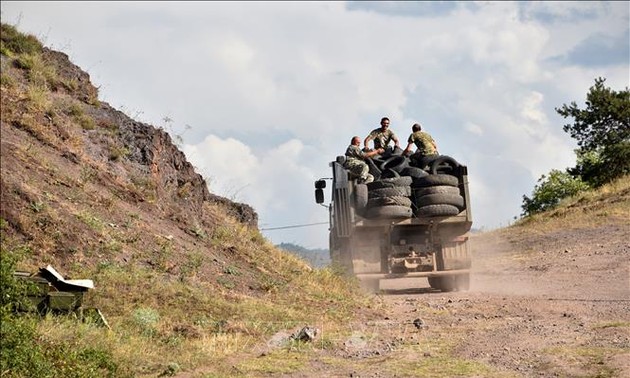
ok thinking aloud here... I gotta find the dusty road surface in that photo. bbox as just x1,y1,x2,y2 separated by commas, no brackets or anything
360,224,630,378
177,223,628,378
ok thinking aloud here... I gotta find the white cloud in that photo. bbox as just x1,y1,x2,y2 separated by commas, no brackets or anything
465,122,484,136
2,1,627,248
520,91,547,124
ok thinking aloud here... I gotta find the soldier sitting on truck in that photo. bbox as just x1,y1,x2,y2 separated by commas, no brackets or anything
403,123,439,161
345,136,384,184
364,117,400,154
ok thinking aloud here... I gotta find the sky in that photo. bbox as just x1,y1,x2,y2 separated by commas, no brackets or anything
2,1,628,249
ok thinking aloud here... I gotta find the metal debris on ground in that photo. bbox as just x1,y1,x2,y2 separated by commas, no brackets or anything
290,326,319,342
14,265,108,327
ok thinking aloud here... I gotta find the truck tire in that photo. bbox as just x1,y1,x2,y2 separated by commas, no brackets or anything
367,196,412,208
410,154,439,170
429,155,461,175
355,184,368,214
428,276,457,292
415,204,460,217
367,176,412,190
379,156,409,173
366,158,382,181
428,277,440,291
365,205,413,219
416,193,465,209
380,168,400,179
401,166,428,179
412,174,459,188
368,186,411,199
413,185,460,197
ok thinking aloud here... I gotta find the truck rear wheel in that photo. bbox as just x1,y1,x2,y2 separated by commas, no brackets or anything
428,274,470,292
428,276,456,292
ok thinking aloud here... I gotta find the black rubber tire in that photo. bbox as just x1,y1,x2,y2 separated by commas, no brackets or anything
365,205,413,219
368,186,411,199
391,146,404,156
430,155,461,175
371,155,386,165
355,184,368,214
427,277,440,290
410,154,439,170
380,168,400,179
366,158,382,181
367,196,412,208
428,276,457,292
416,193,465,209
401,166,429,178
413,185,460,197
412,174,459,188
415,204,460,217
367,176,412,190
429,155,461,175
379,155,409,173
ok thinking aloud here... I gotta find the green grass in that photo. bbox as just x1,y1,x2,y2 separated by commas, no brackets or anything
542,346,625,378
593,321,630,329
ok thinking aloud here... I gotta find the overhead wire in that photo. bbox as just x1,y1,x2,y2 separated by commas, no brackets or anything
260,222,329,231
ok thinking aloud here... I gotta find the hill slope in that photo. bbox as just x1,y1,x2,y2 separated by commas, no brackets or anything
0,23,377,377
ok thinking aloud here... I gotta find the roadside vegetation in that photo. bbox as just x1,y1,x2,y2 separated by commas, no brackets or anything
516,174,629,233
521,78,629,217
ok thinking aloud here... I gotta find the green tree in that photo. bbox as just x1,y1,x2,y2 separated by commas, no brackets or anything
556,77,630,186
521,170,589,216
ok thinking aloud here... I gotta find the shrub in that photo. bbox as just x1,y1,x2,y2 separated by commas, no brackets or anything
521,170,589,216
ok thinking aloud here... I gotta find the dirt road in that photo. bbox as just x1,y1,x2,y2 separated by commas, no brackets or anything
363,225,630,377
178,224,629,377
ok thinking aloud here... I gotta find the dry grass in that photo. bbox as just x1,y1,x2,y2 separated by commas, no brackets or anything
512,175,630,233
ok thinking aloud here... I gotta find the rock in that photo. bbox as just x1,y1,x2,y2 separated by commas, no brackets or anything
413,318,427,330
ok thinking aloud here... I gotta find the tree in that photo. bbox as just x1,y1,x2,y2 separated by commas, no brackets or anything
556,77,630,186
521,170,589,217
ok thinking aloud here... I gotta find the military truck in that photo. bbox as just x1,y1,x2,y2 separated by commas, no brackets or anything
314,152,472,292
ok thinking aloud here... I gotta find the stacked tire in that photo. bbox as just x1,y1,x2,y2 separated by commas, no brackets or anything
364,176,412,219
361,154,465,219
412,174,464,217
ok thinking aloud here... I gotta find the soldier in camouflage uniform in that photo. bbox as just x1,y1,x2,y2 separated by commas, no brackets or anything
403,123,438,158
345,136,384,184
363,117,400,152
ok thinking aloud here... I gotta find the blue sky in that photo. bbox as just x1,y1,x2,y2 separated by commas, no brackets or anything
2,1,628,249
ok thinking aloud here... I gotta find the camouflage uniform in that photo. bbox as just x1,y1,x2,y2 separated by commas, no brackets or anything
408,131,437,156
367,128,397,150
344,145,374,183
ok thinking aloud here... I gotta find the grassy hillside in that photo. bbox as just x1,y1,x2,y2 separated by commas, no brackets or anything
513,175,629,231
0,23,378,377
